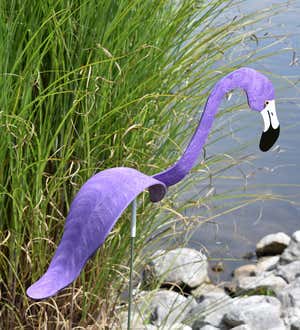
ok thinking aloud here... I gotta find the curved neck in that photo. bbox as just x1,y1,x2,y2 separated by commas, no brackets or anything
153,68,266,186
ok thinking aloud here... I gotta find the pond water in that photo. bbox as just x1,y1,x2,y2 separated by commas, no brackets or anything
186,0,300,281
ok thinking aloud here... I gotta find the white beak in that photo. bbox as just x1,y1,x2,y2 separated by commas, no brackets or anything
260,100,280,132
259,100,280,152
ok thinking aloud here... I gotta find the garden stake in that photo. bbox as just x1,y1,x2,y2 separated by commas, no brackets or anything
127,198,137,330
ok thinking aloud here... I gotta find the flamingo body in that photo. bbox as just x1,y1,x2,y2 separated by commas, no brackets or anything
27,68,280,299
27,168,166,299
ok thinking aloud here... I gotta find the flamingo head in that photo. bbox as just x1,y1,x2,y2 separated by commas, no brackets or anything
258,99,280,152
244,71,280,152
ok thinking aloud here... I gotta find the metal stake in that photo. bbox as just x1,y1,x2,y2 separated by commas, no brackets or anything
127,198,137,330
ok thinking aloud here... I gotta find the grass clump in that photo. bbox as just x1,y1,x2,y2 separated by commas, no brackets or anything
0,0,282,328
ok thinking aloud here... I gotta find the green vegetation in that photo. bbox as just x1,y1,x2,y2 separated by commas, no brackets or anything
0,0,287,328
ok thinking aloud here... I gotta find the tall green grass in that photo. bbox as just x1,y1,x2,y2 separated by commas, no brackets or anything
0,0,284,328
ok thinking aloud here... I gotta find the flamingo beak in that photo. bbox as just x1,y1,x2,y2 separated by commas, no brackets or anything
259,100,280,152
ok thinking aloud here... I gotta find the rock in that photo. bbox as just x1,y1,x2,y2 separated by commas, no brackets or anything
231,326,251,330
185,291,232,328
223,295,285,330
144,248,208,289
256,232,290,257
211,261,224,273
256,256,280,273
235,272,287,294
168,324,192,330
275,261,300,283
223,281,237,296
145,326,157,330
282,307,300,329
114,310,147,330
197,325,220,330
276,278,300,308
135,290,197,327
291,316,300,330
233,264,257,278
144,324,192,330
280,231,300,264
191,283,225,301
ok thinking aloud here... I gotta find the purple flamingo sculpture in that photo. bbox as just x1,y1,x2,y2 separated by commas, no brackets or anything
27,67,280,300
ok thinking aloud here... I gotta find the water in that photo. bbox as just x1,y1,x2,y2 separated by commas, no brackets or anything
187,0,300,281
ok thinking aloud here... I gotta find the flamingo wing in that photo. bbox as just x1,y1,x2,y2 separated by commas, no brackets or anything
26,167,166,299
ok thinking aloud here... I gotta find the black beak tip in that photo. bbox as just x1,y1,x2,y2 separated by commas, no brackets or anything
259,126,280,152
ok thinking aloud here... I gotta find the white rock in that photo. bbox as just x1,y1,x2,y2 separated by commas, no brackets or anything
223,295,285,330
168,323,192,330
144,248,208,288
191,282,225,300
231,326,252,330
235,272,287,293
145,325,157,330
293,231,300,242
291,317,300,330
280,231,300,264
115,310,147,330
144,324,191,330
275,261,300,283
233,264,257,279
186,291,232,328
256,232,290,257
256,256,280,273
276,278,300,309
135,290,197,327
282,307,300,329
197,325,220,330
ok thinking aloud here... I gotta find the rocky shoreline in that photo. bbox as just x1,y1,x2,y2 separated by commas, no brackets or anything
115,230,300,330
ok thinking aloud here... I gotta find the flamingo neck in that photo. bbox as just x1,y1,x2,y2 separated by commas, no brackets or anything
153,67,266,187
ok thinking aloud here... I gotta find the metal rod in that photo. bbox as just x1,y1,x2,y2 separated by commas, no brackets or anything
127,198,137,330
69,282,75,330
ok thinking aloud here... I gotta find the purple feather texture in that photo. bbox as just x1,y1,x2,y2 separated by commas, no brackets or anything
27,168,166,299
27,67,279,299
